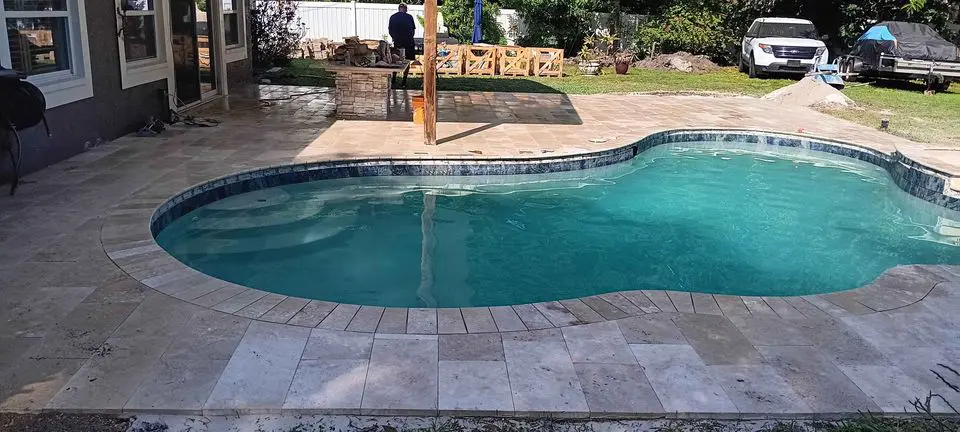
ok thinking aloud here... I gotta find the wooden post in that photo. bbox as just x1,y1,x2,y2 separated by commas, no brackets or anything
423,0,438,145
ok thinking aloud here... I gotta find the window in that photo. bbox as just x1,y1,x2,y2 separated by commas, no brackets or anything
115,0,169,89
222,0,239,46
757,23,819,39
0,0,93,107
7,16,69,75
221,0,246,62
120,0,157,61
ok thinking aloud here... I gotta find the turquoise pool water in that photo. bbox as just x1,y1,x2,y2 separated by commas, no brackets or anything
155,143,960,307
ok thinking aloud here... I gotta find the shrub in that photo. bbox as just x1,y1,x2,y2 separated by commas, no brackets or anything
635,2,734,63
515,0,595,54
250,0,306,67
835,0,959,47
721,0,958,56
440,0,505,44
631,0,957,64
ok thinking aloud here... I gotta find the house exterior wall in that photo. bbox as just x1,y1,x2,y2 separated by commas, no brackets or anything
227,58,253,90
2,0,253,182
4,0,168,178
226,0,253,90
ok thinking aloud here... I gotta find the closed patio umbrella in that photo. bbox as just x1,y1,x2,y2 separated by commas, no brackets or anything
472,0,482,43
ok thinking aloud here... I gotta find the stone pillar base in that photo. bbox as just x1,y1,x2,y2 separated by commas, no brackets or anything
334,71,391,120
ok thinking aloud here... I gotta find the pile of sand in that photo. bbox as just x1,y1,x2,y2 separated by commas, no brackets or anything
634,52,720,73
762,78,854,108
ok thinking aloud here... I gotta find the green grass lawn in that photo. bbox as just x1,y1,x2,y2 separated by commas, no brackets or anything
275,58,793,95
829,80,960,146
273,58,960,146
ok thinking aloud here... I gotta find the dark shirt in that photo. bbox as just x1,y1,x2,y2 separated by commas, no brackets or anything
388,11,416,48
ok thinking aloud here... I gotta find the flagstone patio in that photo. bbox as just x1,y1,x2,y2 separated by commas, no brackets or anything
1,85,959,418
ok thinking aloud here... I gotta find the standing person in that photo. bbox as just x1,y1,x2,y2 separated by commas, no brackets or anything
389,3,416,88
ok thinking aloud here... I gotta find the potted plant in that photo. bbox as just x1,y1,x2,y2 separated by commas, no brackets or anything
578,36,602,76
614,51,634,74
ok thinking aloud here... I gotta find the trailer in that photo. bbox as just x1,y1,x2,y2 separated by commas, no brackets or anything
837,21,960,92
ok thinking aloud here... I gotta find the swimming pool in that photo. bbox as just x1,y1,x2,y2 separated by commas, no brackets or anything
153,139,960,308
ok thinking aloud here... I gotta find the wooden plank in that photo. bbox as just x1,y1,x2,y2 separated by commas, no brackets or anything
423,0,438,146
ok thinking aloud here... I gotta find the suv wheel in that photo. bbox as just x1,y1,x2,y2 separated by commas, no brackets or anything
748,54,761,79
739,53,748,74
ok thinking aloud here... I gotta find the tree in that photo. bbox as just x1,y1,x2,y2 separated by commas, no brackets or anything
630,0,958,63
904,0,926,12
250,0,306,67
440,0,505,43
303,0,422,3
636,0,733,61
833,0,957,47
515,0,595,53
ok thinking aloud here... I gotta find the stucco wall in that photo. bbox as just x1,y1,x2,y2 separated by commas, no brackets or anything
2,0,253,183
225,0,254,90
227,58,253,90
3,0,168,180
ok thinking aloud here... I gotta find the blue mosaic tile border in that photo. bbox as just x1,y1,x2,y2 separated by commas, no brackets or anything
150,129,960,235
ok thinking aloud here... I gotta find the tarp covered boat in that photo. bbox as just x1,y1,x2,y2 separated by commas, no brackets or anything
850,21,959,66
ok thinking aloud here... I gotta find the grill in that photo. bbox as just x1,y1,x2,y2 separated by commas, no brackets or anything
772,46,818,59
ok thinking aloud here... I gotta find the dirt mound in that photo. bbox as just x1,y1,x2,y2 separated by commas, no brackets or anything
635,52,720,73
763,78,854,109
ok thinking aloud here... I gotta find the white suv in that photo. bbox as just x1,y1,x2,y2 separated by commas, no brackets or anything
740,17,828,78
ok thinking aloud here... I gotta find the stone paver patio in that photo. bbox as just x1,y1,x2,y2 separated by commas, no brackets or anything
1,86,959,419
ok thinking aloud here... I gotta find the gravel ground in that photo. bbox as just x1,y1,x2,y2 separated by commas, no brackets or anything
0,413,131,432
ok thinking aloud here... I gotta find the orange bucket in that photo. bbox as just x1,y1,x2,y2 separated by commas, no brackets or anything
412,95,425,124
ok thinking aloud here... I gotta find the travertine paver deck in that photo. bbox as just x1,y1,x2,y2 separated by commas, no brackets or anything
1,85,959,418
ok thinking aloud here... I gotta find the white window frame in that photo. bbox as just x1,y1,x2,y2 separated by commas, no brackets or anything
0,0,94,108
116,0,172,89
222,0,246,63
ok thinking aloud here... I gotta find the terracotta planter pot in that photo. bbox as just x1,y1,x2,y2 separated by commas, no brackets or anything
615,62,629,75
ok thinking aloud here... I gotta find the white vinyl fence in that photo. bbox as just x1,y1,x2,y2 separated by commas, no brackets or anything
297,2,430,42
294,1,642,46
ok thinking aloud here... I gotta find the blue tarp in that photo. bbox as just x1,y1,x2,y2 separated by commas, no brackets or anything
859,25,896,41
472,0,482,43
